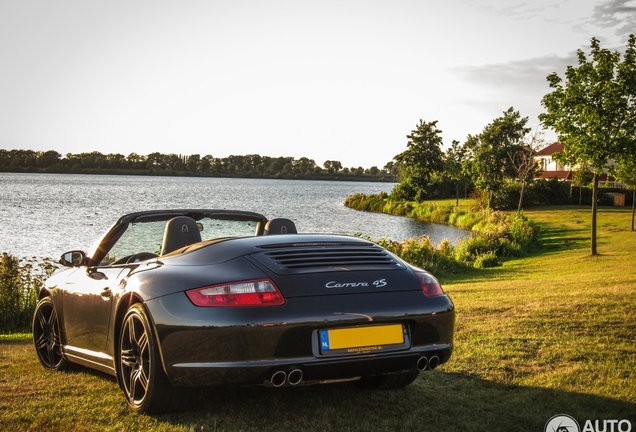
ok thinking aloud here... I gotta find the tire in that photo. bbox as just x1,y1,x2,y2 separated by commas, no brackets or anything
33,297,68,371
118,304,197,413
356,367,420,390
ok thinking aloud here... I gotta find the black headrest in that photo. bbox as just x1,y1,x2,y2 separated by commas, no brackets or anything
264,218,297,235
161,216,202,255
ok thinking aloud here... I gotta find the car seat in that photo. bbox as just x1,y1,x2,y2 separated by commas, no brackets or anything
161,216,202,254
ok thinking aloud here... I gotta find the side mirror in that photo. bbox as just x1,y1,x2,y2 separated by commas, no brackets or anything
60,251,87,267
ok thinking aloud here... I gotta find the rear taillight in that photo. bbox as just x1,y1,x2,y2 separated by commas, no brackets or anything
415,272,445,297
186,279,285,307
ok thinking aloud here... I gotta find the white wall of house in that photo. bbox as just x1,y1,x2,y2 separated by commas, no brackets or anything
536,155,571,172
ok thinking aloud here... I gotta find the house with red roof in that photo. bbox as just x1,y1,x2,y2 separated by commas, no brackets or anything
535,143,573,180
534,142,617,185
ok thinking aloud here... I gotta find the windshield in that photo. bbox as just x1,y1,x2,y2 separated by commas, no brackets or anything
99,216,259,265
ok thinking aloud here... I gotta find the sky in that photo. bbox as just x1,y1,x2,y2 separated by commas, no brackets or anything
1,1,635,169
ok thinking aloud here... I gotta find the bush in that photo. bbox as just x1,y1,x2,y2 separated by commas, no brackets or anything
390,182,417,201
371,220,536,274
346,190,540,271
508,212,539,249
489,178,574,209
473,252,501,268
375,236,467,275
450,209,485,230
347,194,540,274
526,179,572,207
454,236,492,264
0,253,57,333
469,210,539,259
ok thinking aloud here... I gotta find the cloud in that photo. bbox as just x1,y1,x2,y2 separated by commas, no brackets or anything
471,0,564,20
455,54,573,88
591,0,636,37
446,52,578,142
452,52,577,110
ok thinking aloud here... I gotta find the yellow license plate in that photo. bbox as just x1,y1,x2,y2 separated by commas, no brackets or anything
320,324,404,351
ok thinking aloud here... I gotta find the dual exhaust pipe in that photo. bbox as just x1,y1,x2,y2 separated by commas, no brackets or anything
416,355,440,371
268,356,438,387
269,368,303,387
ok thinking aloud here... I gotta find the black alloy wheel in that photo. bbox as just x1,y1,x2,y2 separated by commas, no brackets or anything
119,303,192,414
119,304,157,412
33,297,67,370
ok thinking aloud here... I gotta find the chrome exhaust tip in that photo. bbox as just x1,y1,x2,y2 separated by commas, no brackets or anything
287,369,303,386
416,356,429,371
428,355,440,370
270,370,287,387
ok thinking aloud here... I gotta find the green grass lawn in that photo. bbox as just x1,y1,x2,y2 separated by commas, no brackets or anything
1,205,635,431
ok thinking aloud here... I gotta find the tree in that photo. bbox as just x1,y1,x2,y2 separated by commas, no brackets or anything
383,161,399,178
126,152,145,169
444,140,469,207
323,160,342,174
294,157,316,175
107,153,126,170
186,154,200,172
393,119,445,201
162,153,182,171
464,108,530,208
199,155,213,172
36,150,62,168
540,35,636,255
508,129,544,212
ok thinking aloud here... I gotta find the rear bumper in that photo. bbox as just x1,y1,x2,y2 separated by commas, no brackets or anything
168,344,452,387
145,290,454,387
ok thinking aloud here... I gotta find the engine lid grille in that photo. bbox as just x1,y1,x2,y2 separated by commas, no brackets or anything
250,242,405,274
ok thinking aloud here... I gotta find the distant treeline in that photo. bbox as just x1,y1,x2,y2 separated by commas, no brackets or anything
0,149,398,182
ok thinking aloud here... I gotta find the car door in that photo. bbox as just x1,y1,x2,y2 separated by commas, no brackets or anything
60,265,127,359
59,216,165,366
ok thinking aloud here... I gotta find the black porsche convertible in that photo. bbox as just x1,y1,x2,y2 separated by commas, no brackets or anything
33,209,455,413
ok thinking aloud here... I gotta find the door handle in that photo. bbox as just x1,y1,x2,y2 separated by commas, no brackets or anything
101,287,112,299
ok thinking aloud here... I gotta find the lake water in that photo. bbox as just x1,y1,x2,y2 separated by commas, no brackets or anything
0,173,468,259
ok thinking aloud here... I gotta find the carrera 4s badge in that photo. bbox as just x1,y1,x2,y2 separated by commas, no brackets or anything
325,279,387,288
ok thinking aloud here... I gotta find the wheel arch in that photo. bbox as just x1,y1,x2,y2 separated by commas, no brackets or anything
37,288,52,300
32,296,69,370
113,293,171,388
34,289,69,349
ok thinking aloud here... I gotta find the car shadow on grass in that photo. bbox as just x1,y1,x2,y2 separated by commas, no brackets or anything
157,371,635,432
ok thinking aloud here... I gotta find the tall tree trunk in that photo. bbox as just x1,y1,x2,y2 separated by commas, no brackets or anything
517,179,527,213
632,189,635,232
591,173,599,255
455,182,459,207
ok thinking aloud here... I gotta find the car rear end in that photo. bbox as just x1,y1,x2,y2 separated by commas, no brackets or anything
143,236,454,388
